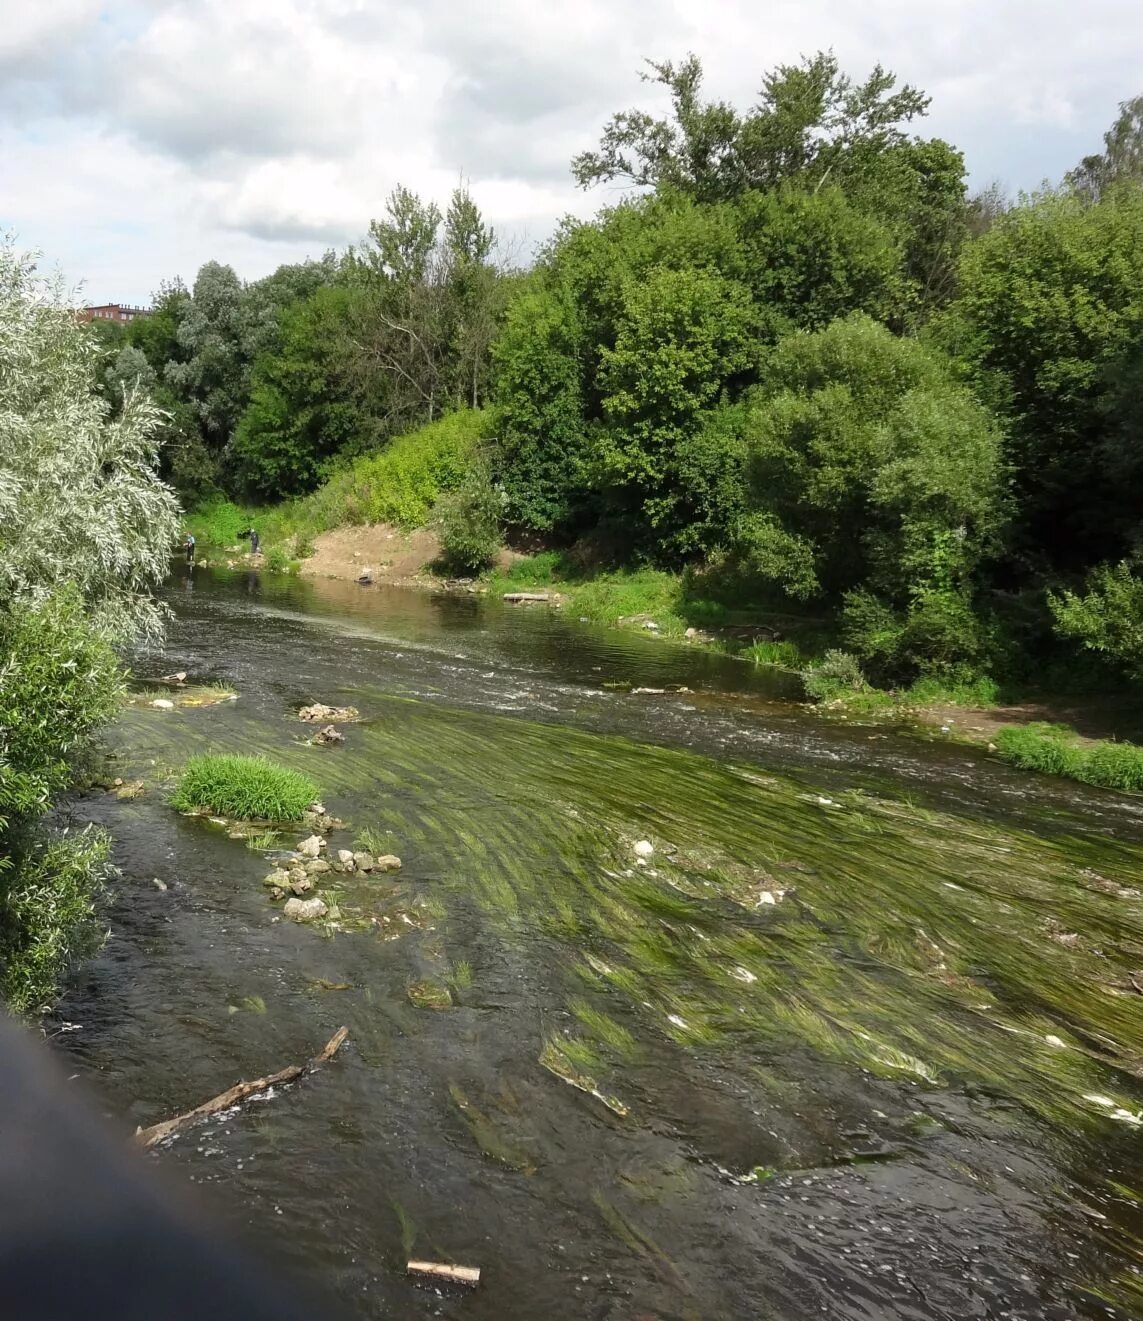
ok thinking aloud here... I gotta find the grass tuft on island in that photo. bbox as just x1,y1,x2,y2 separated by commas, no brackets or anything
171,754,319,821
994,723,1143,793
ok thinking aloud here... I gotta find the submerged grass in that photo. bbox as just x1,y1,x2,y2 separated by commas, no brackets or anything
996,723,1143,792
171,754,318,821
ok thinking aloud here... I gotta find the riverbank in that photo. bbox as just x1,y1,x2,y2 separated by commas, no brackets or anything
182,518,1143,756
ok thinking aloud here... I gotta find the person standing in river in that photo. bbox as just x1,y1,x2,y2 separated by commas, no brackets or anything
183,532,195,567
239,527,261,556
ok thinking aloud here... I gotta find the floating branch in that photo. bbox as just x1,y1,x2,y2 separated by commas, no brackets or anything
406,1261,481,1289
135,1026,349,1149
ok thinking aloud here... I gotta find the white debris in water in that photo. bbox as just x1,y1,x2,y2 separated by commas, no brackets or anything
667,1013,689,1030
731,966,757,984
150,698,174,709
1084,1094,1117,1108
816,796,834,806
757,891,777,906
633,839,654,858
1044,1034,1067,1048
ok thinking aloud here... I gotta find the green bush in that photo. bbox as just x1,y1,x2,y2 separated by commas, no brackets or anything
802,649,869,701
434,460,505,574
0,827,109,1016
171,755,319,820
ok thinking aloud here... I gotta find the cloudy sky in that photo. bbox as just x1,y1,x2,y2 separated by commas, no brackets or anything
3,0,1141,305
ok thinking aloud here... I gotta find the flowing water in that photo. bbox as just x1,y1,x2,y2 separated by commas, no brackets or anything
53,566,1143,1319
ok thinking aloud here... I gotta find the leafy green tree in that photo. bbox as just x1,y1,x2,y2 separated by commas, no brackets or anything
231,286,369,498
943,186,1143,569
1068,96,1143,202
0,240,179,1012
737,315,1005,678
574,52,929,202
598,265,756,551
166,260,247,451
492,284,592,532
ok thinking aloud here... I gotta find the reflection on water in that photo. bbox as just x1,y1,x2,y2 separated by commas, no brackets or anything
54,567,1143,1319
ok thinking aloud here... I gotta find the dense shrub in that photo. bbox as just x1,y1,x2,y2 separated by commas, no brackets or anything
802,650,869,701
434,460,505,574
172,755,319,820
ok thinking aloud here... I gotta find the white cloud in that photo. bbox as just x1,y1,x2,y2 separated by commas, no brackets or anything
2,0,1142,302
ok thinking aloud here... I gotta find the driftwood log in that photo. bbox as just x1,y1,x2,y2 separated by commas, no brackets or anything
502,592,550,604
406,1261,481,1289
135,1026,349,1149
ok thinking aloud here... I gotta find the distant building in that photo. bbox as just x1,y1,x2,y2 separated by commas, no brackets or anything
77,303,148,324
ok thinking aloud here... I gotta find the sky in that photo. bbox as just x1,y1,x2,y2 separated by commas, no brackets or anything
2,0,1142,305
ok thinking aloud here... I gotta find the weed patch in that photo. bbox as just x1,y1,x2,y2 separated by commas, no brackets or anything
995,723,1143,792
171,754,319,820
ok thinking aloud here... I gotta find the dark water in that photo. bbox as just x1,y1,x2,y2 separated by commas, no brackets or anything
54,568,1143,1319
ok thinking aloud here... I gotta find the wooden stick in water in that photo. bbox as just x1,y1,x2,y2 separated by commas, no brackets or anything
406,1261,481,1289
135,1026,349,1149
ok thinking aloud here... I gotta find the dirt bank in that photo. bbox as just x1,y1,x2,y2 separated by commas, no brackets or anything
299,524,442,584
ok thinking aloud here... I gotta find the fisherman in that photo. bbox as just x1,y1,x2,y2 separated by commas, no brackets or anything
239,527,261,555
183,532,196,567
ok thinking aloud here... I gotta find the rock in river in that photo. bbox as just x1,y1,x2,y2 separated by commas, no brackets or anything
305,858,331,875
373,854,402,872
336,849,356,872
353,852,374,872
263,869,291,889
297,834,325,858
283,897,328,923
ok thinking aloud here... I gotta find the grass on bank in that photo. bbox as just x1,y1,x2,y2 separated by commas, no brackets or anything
185,409,486,555
995,723,1143,792
171,754,319,820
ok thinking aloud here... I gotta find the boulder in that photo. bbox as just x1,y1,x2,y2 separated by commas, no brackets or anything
312,724,345,745
283,897,328,923
287,866,308,886
632,840,654,858
337,849,356,868
298,702,359,723
288,873,314,895
262,869,291,889
305,858,331,875
353,851,374,873
373,854,402,872
297,834,324,858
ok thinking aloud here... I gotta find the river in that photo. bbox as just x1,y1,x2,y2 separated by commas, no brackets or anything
52,566,1143,1319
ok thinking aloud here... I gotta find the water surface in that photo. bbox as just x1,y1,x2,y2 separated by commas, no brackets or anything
55,568,1143,1319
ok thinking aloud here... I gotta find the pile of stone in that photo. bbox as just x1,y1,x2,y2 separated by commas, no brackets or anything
261,829,401,925
298,702,359,723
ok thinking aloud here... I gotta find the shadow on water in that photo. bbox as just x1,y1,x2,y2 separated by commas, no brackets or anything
53,567,1143,1319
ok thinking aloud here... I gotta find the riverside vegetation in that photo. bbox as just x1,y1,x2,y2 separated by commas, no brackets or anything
10,52,1143,1015
145,57,1143,723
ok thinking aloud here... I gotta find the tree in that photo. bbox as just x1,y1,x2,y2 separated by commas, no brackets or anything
231,286,370,498
166,261,246,451
598,265,756,551
492,284,592,532
737,315,1005,678
573,51,930,201
0,239,179,1012
943,186,1143,570
1068,96,1143,202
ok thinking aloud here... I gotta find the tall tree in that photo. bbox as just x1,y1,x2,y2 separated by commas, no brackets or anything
1068,96,1143,202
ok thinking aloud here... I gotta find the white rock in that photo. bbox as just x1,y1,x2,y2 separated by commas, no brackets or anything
632,840,654,858
297,835,324,858
150,698,175,710
283,897,328,923
353,852,374,872
373,854,402,872
757,890,777,906
337,849,355,866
